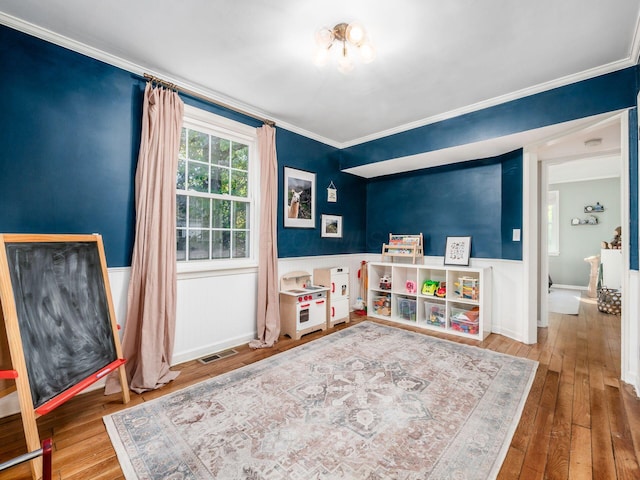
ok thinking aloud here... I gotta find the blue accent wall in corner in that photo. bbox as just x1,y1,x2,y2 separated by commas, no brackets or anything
276,129,367,257
366,150,523,260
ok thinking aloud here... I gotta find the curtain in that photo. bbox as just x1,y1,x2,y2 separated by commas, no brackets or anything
250,124,280,348
108,83,184,393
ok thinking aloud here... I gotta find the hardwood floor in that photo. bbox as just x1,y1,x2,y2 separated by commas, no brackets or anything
1,296,639,479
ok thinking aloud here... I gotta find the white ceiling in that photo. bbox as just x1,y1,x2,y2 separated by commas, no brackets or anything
1,0,639,152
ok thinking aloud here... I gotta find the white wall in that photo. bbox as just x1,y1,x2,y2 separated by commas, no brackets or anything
548,177,621,287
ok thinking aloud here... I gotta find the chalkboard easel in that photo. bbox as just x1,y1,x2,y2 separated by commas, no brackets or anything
0,234,129,480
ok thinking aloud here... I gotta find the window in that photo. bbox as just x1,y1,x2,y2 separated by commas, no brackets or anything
176,105,258,269
547,190,559,255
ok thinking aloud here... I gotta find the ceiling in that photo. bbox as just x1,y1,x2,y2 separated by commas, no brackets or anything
1,0,639,152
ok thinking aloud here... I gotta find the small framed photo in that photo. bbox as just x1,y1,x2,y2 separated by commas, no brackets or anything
284,167,315,228
444,236,472,266
321,214,342,238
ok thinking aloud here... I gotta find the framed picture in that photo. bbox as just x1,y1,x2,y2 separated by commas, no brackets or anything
444,236,472,266
284,167,315,228
321,214,342,238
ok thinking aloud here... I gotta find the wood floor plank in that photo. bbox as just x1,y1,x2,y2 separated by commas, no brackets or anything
569,423,592,478
545,381,573,480
590,386,617,479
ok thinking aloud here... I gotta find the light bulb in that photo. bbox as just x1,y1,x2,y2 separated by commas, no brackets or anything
359,41,376,63
346,22,365,46
337,46,355,74
315,28,334,48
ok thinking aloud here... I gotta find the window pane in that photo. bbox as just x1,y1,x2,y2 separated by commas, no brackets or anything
188,229,210,260
187,162,209,192
188,129,209,162
176,229,186,261
233,231,248,258
188,197,210,228
210,166,229,194
211,137,230,166
231,170,248,197
177,194,187,227
177,159,186,190
233,201,248,229
231,142,248,170
212,230,230,259
179,128,186,159
212,199,230,228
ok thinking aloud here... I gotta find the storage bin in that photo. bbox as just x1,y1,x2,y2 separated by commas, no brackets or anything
424,301,446,328
449,306,480,334
597,287,621,315
396,297,416,321
372,294,391,316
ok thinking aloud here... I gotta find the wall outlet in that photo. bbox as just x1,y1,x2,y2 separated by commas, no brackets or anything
512,229,521,242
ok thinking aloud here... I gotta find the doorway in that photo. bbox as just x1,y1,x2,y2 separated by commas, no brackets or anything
538,116,623,325
523,110,632,381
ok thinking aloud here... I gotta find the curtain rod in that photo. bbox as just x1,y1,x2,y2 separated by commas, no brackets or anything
143,73,275,127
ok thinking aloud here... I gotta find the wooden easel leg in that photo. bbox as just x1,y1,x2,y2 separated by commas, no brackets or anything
117,364,130,404
20,412,42,480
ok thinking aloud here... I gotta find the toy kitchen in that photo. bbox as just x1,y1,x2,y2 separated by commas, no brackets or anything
279,270,328,340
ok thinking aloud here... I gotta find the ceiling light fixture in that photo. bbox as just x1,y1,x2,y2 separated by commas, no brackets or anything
584,138,603,148
313,22,376,74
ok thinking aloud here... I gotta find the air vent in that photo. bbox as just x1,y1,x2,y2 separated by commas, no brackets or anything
198,348,238,364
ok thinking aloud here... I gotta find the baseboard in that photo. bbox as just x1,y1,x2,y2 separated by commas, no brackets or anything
551,284,587,291
171,332,256,366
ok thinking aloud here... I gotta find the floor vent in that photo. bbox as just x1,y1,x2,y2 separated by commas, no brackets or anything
198,348,238,365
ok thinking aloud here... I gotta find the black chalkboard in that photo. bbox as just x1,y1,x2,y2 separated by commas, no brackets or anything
4,241,118,408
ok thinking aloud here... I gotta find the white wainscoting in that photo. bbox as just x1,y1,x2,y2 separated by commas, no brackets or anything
0,254,579,419
624,270,639,395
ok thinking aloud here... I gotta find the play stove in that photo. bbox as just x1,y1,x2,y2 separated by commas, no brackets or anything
279,270,328,340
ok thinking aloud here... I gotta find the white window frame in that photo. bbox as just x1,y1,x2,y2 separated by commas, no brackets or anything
547,190,559,256
177,104,259,275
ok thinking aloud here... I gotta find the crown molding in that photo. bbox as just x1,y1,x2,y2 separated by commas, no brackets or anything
630,8,640,64
340,57,637,149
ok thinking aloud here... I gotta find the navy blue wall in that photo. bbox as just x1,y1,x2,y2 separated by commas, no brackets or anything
276,130,367,257
629,108,639,270
0,26,142,267
0,25,366,265
341,67,638,169
366,150,522,259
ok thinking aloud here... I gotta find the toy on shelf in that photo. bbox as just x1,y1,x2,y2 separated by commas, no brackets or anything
424,302,446,328
454,276,479,300
421,280,439,296
381,233,424,264
372,294,391,316
434,282,447,298
450,306,480,334
379,274,392,290
405,280,417,294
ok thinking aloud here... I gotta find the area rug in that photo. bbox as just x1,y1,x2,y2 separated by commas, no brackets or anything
548,288,581,315
104,321,537,480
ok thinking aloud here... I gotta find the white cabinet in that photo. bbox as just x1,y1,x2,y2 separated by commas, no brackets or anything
600,249,622,290
314,267,350,327
367,262,492,340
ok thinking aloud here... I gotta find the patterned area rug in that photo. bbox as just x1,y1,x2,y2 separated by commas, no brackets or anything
104,322,537,479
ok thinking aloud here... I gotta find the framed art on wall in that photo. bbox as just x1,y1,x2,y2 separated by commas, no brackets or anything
284,167,315,228
444,236,472,265
321,214,342,238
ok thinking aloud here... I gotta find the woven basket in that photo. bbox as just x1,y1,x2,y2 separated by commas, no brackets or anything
597,287,621,315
